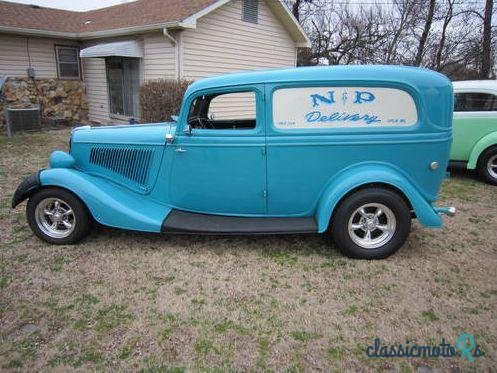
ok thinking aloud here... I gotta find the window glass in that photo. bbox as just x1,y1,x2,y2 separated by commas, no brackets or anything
56,46,80,79
242,0,258,23
454,92,497,112
272,87,418,129
188,91,256,130
106,57,140,117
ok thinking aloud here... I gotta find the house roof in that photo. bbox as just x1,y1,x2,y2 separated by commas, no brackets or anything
0,0,216,33
0,0,310,46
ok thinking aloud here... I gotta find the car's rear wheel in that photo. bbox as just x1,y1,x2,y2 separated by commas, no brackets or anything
477,146,497,185
330,188,411,259
27,187,91,244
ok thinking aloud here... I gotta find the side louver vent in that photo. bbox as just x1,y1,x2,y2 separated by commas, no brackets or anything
89,147,153,186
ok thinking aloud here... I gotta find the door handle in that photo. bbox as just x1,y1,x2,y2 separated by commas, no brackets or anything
175,147,187,153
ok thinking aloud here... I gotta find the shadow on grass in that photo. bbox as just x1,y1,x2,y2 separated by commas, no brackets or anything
447,166,480,182
88,223,336,257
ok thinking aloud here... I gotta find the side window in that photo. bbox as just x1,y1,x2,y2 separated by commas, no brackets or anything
272,87,418,130
188,91,256,130
454,92,497,112
55,45,81,79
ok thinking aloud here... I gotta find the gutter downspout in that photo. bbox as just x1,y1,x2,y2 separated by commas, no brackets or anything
162,27,176,45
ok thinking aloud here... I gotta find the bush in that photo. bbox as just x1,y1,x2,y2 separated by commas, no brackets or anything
139,79,191,123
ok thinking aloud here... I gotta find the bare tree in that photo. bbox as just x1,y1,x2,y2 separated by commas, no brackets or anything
383,0,420,64
481,0,494,78
291,0,313,22
413,0,436,66
284,0,495,78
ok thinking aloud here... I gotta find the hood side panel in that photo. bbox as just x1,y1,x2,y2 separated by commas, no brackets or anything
70,124,170,194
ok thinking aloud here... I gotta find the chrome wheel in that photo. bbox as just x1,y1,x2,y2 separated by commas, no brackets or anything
487,154,497,179
347,203,396,249
34,198,76,239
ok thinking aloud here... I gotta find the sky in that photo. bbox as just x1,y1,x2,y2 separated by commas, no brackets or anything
6,0,137,11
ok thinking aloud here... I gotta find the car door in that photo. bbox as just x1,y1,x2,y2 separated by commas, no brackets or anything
452,90,497,161
169,86,267,215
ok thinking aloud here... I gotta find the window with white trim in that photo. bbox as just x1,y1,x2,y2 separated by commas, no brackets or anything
55,46,81,79
242,0,258,23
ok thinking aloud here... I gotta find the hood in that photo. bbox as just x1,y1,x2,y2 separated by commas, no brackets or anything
71,122,176,145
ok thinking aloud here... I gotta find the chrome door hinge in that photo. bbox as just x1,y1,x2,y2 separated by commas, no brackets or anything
263,189,267,198
261,147,266,156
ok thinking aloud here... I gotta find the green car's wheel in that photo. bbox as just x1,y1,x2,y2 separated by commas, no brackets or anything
330,188,411,259
27,187,91,244
477,146,497,186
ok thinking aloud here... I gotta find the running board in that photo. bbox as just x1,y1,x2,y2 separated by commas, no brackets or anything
161,209,318,235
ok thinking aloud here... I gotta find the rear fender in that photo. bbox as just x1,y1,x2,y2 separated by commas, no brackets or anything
467,132,497,169
315,163,442,232
40,168,171,232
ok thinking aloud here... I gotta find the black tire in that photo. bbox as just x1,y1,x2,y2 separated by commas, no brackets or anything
477,146,497,185
330,188,411,259
26,187,91,244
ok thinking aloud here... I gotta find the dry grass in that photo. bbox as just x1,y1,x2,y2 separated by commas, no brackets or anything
0,129,496,371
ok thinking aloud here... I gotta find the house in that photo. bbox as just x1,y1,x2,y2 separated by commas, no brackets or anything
0,0,310,127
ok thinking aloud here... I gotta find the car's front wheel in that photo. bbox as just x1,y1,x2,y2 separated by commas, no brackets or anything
477,146,497,185
330,188,411,259
27,187,91,244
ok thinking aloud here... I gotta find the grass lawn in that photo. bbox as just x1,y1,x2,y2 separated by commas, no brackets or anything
0,129,496,371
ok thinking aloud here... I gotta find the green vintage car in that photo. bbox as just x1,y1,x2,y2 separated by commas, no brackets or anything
451,80,497,185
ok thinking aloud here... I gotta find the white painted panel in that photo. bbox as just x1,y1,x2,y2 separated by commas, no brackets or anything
273,87,418,129
80,40,143,58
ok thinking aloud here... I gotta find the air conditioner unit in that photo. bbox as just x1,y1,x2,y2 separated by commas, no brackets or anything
5,106,41,137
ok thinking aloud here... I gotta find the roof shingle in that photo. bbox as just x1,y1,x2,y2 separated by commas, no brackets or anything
0,0,218,34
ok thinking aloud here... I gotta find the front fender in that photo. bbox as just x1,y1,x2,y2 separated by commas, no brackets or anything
11,171,42,208
315,163,442,232
467,132,497,169
40,168,171,232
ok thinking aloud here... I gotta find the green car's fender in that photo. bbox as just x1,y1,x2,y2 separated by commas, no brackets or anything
315,163,443,232
467,132,497,169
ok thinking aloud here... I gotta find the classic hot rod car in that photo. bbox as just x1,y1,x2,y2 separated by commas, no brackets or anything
12,66,456,259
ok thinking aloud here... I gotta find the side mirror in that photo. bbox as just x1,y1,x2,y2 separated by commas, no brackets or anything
166,133,175,144
184,124,192,135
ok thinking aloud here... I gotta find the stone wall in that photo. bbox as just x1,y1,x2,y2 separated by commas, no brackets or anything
0,78,89,133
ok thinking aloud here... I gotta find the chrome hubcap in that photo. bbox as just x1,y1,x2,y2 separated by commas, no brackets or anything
487,155,497,179
35,198,75,238
348,203,396,249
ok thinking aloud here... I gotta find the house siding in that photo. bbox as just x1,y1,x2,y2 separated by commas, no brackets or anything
143,32,177,80
82,34,176,123
0,34,79,79
1,0,301,124
81,57,110,123
181,0,296,119
181,0,297,81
